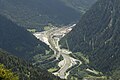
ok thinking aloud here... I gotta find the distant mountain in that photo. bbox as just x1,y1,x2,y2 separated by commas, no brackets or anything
60,0,120,77
0,0,97,30
0,49,62,80
0,0,80,30
0,15,49,60
60,0,97,13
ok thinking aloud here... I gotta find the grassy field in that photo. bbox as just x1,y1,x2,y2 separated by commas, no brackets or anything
48,68,58,73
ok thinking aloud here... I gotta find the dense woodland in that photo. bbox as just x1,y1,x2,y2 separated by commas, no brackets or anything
0,0,97,30
0,0,79,30
60,0,120,79
0,0,120,80
0,14,63,80
0,49,62,80
0,15,49,60
60,0,97,13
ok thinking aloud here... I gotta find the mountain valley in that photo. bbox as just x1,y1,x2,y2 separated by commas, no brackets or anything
0,0,97,31
0,0,120,80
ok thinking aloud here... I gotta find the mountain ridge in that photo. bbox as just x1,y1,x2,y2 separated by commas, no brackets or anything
0,0,97,30
0,14,49,60
60,0,120,76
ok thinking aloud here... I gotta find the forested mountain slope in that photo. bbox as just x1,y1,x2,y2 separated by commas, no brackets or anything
0,15,49,60
0,0,80,29
60,0,120,76
60,0,97,13
0,49,62,80
0,0,97,30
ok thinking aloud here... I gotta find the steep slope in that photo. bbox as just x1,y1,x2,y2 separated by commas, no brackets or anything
60,0,120,74
0,0,80,29
0,15,49,60
60,0,97,13
0,49,62,80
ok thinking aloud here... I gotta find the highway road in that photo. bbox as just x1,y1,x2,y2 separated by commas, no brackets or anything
33,24,81,79
57,53,71,78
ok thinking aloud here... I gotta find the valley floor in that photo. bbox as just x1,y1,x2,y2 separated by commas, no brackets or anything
33,24,82,79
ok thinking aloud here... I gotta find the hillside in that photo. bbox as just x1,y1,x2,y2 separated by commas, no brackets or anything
0,49,62,80
0,0,80,30
0,0,97,31
60,0,97,13
60,0,120,77
0,15,49,60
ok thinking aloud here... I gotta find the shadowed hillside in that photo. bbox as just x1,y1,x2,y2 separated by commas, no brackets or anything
0,15,49,60
60,0,120,78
